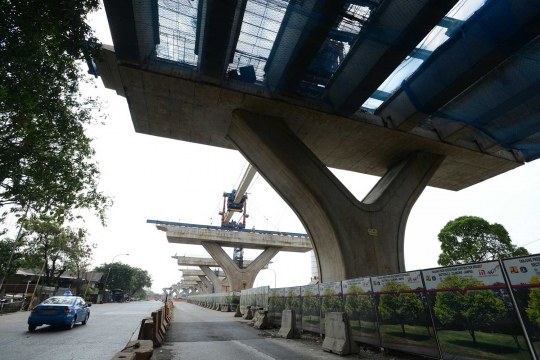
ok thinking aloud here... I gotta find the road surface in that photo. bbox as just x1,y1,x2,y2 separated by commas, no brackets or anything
0,300,163,360
155,302,360,360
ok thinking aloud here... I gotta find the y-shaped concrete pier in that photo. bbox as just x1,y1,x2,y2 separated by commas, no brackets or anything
227,110,444,282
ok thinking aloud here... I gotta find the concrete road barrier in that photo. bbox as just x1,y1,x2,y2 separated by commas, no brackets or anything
234,306,242,317
112,340,154,360
151,311,164,347
277,310,301,339
242,306,253,320
321,312,358,356
253,310,269,329
137,317,153,342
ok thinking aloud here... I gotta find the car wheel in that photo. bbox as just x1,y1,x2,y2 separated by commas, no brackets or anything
82,313,89,325
67,316,76,330
28,325,37,332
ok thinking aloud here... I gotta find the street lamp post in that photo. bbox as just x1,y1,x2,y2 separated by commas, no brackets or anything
103,254,129,301
265,268,276,288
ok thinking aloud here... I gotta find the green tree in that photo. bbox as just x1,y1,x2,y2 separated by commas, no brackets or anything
492,286,525,349
285,291,300,311
433,275,505,346
438,216,528,266
345,285,376,330
94,262,152,296
269,291,284,320
0,238,24,279
378,281,423,336
526,275,540,327
0,0,111,224
22,215,94,287
302,289,319,325
321,287,342,318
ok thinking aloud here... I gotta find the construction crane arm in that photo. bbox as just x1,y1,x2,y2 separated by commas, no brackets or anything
225,164,256,222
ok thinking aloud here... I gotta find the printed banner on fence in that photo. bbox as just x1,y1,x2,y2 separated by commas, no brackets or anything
342,277,380,346
424,261,531,360
503,255,540,359
269,288,285,326
372,271,439,359
284,286,302,331
301,284,320,334
320,281,343,334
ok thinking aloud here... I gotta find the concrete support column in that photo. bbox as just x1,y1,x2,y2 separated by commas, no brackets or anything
195,281,210,294
202,242,281,292
200,265,229,293
198,275,214,293
227,109,444,282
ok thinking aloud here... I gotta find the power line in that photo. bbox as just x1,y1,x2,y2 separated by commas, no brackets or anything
522,238,540,247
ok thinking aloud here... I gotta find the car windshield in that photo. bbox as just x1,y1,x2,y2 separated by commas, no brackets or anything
41,297,73,305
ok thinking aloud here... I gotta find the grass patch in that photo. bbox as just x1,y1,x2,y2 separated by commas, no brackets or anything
351,320,379,338
437,330,530,360
379,324,438,348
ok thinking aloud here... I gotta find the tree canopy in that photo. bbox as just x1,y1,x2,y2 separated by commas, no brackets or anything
437,216,528,266
344,284,376,330
0,0,111,224
22,215,94,287
378,281,424,336
433,275,506,346
94,262,152,296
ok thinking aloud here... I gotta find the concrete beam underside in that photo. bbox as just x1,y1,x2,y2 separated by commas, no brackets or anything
227,110,444,282
174,256,264,269
202,242,281,292
96,51,521,192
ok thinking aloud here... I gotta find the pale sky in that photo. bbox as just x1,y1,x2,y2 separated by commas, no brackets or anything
48,6,540,293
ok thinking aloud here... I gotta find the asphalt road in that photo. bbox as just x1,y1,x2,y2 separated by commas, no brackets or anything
156,302,360,360
0,300,163,360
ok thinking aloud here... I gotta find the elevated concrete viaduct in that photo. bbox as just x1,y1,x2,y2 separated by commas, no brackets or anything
180,269,226,277
97,0,540,283
162,224,311,291
173,254,271,292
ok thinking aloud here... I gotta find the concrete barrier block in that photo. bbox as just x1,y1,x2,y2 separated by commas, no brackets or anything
322,312,358,356
220,304,231,312
242,306,253,320
277,310,301,339
253,310,269,329
158,308,166,336
137,317,153,341
151,311,163,347
234,306,242,317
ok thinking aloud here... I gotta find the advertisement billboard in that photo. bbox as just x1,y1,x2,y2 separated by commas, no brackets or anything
424,261,531,360
301,284,320,333
372,271,439,358
320,281,343,334
268,288,285,326
342,277,380,346
502,255,540,359
284,286,302,330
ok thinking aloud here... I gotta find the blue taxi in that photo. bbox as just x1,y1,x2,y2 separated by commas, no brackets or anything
27,292,91,331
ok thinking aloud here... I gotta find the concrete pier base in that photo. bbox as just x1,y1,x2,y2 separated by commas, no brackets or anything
227,110,444,281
